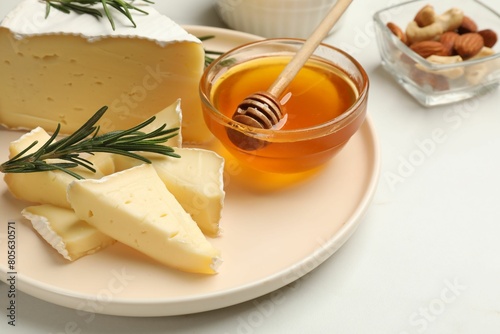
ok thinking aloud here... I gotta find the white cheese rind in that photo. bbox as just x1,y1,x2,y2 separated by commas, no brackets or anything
0,0,211,143
22,204,115,261
67,164,221,274
23,207,71,260
0,0,200,46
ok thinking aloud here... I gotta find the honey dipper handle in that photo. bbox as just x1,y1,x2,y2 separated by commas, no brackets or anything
267,0,353,98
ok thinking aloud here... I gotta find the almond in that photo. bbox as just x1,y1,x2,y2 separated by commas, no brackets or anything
454,33,484,59
410,40,449,58
399,52,416,66
457,16,478,34
387,22,408,45
409,67,449,91
414,5,436,27
477,29,498,48
439,31,459,55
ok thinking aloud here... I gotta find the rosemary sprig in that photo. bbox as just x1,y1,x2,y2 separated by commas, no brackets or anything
43,0,154,30
0,106,180,180
198,35,224,67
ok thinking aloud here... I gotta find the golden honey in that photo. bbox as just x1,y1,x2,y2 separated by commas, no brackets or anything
212,56,357,131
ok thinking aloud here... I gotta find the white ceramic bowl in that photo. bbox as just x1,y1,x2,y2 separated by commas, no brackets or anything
215,0,345,38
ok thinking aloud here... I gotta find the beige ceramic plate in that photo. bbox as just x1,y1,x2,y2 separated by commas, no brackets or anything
0,26,380,317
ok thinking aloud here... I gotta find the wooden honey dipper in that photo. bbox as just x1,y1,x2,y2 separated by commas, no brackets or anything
229,0,353,151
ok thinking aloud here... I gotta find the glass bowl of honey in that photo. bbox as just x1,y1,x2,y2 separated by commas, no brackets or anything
199,39,369,174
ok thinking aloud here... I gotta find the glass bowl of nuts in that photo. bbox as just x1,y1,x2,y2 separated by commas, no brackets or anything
373,0,500,106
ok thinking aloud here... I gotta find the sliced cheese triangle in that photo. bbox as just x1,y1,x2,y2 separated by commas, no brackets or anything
22,204,115,261
113,147,225,237
67,164,222,274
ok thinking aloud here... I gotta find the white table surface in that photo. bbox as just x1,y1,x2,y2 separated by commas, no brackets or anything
1,0,500,333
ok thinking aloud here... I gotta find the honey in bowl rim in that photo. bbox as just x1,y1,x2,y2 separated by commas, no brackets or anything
211,55,359,132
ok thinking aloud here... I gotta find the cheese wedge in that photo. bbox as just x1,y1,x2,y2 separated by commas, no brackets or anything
114,148,225,237
8,126,51,158
4,127,115,208
142,99,182,148
67,164,221,274
22,204,115,261
0,0,211,143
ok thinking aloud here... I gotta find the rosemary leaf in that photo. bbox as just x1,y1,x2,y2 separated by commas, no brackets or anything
64,3,103,19
111,0,136,28
198,35,215,42
100,0,115,30
197,35,225,67
46,2,71,15
43,0,152,30
0,106,180,179
45,1,51,18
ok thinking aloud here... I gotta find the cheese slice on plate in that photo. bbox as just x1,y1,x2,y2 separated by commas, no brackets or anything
0,0,211,144
113,147,225,237
4,127,115,208
22,204,115,261
67,164,221,274
8,126,51,158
